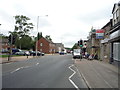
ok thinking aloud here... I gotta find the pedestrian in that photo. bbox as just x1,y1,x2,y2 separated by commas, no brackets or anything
25,51,29,58
80,52,82,61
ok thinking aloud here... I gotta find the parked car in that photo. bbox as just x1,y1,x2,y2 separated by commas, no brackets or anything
29,51,34,56
1,49,9,53
24,51,30,56
37,51,41,56
41,52,45,56
12,48,21,54
15,51,25,56
32,51,41,56
59,52,64,55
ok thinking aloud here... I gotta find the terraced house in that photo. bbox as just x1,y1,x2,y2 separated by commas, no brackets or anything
36,37,56,54
109,1,120,63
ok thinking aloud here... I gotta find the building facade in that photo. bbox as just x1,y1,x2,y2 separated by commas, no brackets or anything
0,35,15,53
54,43,64,53
100,20,112,62
87,28,100,59
36,37,56,54
109,2,120,62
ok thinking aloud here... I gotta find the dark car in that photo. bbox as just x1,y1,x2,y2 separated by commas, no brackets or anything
41,52,45,56
32,51,41,56
29,51,34,56
59,52,64,55
12,49,21,54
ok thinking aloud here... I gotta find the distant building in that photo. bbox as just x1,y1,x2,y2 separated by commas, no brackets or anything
0,36,8,51
87,28,100,59
54,43,64,53
0,35,15,52
36,37,56,54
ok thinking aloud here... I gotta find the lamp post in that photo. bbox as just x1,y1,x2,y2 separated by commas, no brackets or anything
36,16,39,56
36,15,48,56
19,37,22,49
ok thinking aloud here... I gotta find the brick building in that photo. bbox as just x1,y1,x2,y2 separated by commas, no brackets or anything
36,37,56,54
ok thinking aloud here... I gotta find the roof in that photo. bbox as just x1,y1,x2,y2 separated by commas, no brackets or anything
54,43,64,47
101,19,112,29
39,37,54,44
112,2,120,13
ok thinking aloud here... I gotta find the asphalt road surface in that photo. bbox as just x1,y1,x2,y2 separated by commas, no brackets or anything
2,54,88,89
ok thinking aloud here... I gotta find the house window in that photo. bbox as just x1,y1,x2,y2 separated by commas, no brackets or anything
40,43,43,46
116,9,119,22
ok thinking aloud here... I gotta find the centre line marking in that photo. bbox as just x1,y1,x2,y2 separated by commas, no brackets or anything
11,67,21,73
68,64,80,90
10,66,29,73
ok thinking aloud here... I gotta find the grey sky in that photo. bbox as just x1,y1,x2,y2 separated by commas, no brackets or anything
0,0,119,48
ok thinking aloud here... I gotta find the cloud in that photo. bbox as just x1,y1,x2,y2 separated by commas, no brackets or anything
0,0,119,48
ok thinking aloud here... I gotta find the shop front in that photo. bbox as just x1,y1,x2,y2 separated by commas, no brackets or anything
109,29,120,63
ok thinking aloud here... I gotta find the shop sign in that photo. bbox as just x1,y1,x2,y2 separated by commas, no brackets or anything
96,29,104,39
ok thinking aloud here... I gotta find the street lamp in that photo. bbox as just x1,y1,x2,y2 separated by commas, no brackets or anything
36,15,48,56
19,37,22,49
36,16,39,56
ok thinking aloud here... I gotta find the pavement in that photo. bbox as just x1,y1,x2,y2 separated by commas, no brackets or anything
0,53,62,64
0,56,39,64
75,59,119,89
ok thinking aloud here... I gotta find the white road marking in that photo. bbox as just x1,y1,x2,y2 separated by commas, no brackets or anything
36,63,39,65
68,64,80,90
10,66,31,73
11,67,21,73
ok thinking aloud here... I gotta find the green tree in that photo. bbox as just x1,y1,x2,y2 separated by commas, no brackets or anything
14,15,34,37
37,32,43,40
9,15,34,49
71,43,78,51
45,35,52,41
18,35,33,50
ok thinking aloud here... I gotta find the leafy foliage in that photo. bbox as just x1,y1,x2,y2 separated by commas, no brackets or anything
37,32,43,40
45,35,52,41
8,15,34,50
71,43,78,50
14,15,34,37
15,35,34,50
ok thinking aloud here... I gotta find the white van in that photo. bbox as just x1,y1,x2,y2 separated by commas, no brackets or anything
73,49,81,59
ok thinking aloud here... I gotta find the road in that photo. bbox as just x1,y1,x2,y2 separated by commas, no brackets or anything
2,54,88,89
